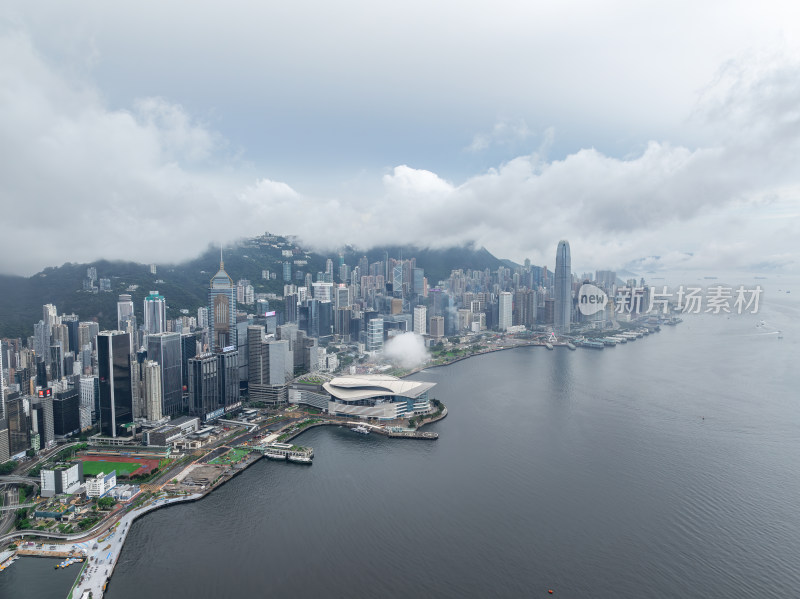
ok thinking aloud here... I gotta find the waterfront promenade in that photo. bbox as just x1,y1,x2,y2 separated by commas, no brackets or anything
68,492,202,598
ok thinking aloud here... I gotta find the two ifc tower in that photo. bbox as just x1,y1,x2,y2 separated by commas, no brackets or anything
554,240,571,335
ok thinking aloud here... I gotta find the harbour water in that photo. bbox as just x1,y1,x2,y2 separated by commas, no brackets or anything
7,277,799,598
0,556,76,598
104,286,798,598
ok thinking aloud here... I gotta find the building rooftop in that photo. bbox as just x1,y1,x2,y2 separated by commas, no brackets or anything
323,374,435,402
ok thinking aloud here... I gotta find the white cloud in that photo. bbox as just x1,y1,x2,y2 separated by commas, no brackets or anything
0,24,798,276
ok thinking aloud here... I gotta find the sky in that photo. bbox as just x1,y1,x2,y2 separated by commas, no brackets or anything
1,1,799,276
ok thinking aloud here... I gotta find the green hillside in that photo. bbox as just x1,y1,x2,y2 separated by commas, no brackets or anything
0,235,507,339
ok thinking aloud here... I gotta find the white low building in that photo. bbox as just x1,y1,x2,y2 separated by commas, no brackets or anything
40,463,84,498
323,374,435,421
85,470,117,497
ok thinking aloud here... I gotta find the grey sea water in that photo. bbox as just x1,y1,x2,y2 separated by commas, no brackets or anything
6,276,798,599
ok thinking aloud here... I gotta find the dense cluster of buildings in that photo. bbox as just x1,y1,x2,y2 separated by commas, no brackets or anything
0,237,633,462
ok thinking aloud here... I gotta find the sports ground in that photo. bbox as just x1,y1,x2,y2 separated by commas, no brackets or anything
75,455,162,477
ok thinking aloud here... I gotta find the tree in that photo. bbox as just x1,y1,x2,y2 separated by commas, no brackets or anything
97,496,117,510
0,460,18,475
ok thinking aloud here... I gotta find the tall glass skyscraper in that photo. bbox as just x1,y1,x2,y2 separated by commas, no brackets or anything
97,331,133,438
554,240,572,334
147,332,183,417
143,291,166,335
208,256,237,351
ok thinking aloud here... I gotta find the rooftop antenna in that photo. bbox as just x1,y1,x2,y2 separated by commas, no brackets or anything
220,245,224,270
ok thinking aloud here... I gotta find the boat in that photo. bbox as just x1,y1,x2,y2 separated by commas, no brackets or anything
581,340,604,349
351,425,370,435
264,452,287,460
288,455,312,464
545,342,554,350
602,338,617,346
566,342,576,350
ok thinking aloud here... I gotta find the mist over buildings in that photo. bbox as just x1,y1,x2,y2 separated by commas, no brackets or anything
383,333,430,370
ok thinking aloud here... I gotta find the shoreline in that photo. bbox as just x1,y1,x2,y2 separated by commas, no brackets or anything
4,329,633,595
3,400,449,597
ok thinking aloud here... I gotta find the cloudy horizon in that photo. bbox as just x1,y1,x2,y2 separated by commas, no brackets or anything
1,2,798,276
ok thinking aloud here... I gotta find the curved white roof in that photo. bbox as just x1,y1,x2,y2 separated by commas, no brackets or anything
323,374,435,402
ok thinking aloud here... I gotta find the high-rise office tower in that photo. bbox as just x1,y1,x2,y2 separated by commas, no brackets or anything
554,240,572,334
180,333,197,390
117,294,136,331
31,391,55,447
146,332,182,417
248,326,289,404
53,387,81,437
429,316,444,338
218,347,239,410
34,321,51,362
5,395,30,454
208,256,237,351
97,331,133,438
79,376,98,426
366,318,384,352
61,314,80,355
143,361,163,421
188,353,219,418
143,291,166,335
335,307,352,340
414,305,427,335
499,292,513,331
334,285,350,309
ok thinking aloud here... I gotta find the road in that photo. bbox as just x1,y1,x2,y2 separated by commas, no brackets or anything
0,484,19,535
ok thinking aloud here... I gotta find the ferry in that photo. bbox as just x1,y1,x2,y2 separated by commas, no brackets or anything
545,342,554,350
288,455,312,464
351,425,370,435
602,338,617,346
264,452,287,460
566,342,576,350
581,340,604,349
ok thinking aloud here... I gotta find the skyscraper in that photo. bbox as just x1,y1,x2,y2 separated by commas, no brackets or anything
147,332,183,417
143,291,166,335
499,292,513,331
143,361,163,421
414,305,427,335
366,318,384,352
554,240,572,334
188,353,219,418
208,255,237,351
248,326,289,404
97,331,133,438
117,294,136,332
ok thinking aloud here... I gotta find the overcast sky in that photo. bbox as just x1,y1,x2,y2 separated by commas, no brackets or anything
1,1,799,276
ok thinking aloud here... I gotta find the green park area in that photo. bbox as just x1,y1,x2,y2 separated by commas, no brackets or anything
209,448,249,466
80,460,145,477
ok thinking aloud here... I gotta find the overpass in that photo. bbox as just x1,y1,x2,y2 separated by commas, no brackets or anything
0,502,36,512
0,475,41,487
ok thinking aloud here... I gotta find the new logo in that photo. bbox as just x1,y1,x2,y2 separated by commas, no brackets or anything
578,284,608,316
